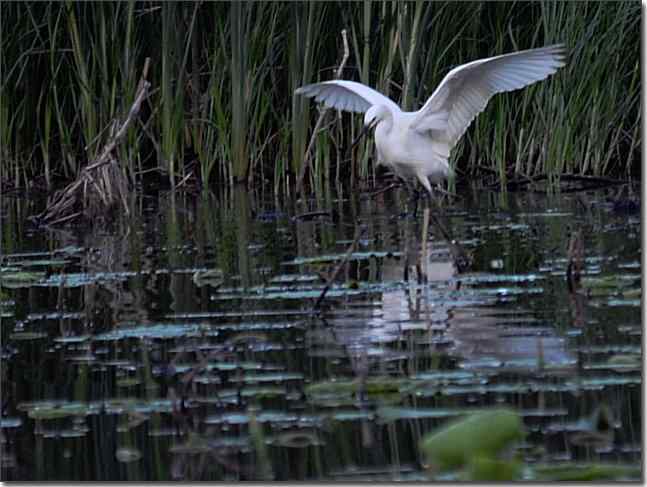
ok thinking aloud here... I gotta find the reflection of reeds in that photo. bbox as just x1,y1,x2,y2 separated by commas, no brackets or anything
2,2,640,195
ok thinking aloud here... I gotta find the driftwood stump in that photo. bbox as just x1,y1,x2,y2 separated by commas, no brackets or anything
37,58,151,225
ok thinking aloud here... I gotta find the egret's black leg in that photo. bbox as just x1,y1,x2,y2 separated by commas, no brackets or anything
410,188,421,219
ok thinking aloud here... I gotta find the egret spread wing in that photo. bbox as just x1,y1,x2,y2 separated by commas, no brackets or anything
295,80,400,114
411,44,566,147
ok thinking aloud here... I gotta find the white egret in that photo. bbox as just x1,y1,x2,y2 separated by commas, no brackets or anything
296,45,566,195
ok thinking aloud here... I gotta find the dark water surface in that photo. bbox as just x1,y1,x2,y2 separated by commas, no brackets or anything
1,185,641,481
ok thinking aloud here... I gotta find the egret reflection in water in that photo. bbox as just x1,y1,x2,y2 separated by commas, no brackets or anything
308,209,574,381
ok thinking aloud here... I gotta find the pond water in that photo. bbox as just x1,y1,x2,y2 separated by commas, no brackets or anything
0,184,641,481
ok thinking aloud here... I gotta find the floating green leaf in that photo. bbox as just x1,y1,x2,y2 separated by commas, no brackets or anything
283,251,401,265
193,268,224,288
28,403,92,420
0,271,46,288
9,259,70,268
269,430,323,448
532,463,641,481
306,377,404,398
94,323,208,341
10,332,48,341
115,447,142,463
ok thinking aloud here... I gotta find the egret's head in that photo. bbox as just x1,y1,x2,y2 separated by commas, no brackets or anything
351,105,389,150
363,105,388,129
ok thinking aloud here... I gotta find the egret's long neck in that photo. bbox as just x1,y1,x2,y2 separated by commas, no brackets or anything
376,110,394,134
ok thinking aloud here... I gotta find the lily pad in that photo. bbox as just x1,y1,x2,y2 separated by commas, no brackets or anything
532,463,641,481
584,354,641,371
10,332,48,341
115,447,142,463
0,271,46,288
193,268,224,288
28,403,92,420
94,323,208,341
269,274,322,284
269,430,324,448
306,377,404,398
10,259,70,268
283,251,402,266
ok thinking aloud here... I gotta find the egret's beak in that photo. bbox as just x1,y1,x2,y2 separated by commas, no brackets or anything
351,119,378,149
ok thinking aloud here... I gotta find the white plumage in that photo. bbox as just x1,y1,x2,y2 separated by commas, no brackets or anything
296,45,566,194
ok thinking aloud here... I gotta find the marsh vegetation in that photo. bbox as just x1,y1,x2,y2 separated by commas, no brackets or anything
1,2,640,198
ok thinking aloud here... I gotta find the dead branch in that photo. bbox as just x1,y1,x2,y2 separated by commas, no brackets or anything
37,58,152,224
296,30,349,197
360,182,402,200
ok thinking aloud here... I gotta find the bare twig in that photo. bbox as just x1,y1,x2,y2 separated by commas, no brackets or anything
175,171,194,190
86,64,151,172
46,211,82,226
296,30,349,197
360,182,402,200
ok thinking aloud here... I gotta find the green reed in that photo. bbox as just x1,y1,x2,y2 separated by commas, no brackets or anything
288,2,328,195
229,1,248,185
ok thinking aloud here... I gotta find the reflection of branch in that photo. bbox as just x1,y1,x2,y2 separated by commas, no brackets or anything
314,224,365,310
566,229,584,292
420,208,430,283
401,217,421,318
426,205,471,273
568,288,586,328
566,229,586,327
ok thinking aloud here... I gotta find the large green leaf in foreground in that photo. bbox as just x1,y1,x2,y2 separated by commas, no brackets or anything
419,408,524,473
